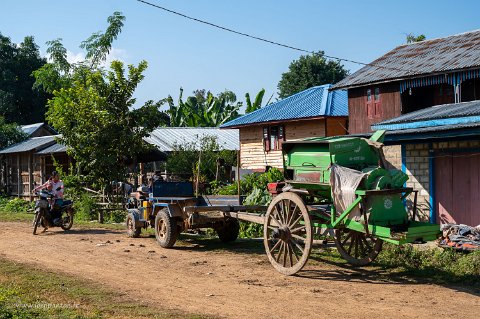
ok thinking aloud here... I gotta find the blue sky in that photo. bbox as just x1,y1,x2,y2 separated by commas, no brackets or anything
1,0,480,110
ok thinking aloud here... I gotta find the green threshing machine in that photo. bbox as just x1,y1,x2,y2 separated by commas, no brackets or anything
261,130,440,275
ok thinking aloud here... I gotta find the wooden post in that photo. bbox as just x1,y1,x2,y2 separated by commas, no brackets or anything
195,150,202,197
28,153,33,201
16,154,20,198
237,150,241,205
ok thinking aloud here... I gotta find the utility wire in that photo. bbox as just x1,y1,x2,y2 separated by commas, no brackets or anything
135,0,412,74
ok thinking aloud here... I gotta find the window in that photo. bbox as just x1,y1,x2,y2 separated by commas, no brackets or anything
263,125,285,151
366,87,381,119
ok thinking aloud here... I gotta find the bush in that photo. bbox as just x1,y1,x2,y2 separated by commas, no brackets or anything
74,193,97,221
376,243,480,283
214,167,284,196
2,198,32,213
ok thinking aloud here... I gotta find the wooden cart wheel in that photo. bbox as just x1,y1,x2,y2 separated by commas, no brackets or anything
263,192,313,275
333,228,383,266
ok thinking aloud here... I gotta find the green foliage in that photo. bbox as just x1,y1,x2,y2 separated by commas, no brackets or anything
238,221,263,239
166,135,236,185
166,88,241,127
277,51,348,99
35,12,168,188
214,167,284,196
0,33,50,124
5,198,31,213
0,117,27,150
74,193,97,221
243,187,271,206
377,244,480,283
406,33,426,43
245,89,265,113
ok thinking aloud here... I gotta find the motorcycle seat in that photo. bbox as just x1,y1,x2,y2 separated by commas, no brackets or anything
61,200,73,207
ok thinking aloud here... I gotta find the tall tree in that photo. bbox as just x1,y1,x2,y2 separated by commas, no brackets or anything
0,116,27,150
34,12,168,188
0,34,49,124
277,51,348,99
406,33,426,43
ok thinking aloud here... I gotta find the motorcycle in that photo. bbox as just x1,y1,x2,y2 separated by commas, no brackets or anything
32,189,75,235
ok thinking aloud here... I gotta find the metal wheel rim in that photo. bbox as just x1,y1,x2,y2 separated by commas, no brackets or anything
263,192,312,275
127,217,134,232
156,218,167,239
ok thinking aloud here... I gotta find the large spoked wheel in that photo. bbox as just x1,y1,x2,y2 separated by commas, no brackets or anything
60,210,74,231
155,209,178,248
334,228,383,266
263,192,313,275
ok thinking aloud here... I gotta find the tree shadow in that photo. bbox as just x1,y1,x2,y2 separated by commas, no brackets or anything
298,253,480,297
37,228,121,236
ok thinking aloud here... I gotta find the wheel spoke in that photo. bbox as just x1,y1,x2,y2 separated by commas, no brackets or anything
282,241,288,267
290,242,300,262
293,240,305,255
282,199,290,225
269,238,282,253
287,205,298,226
289,213,303,228
347,236,354,255
275,241,285,262
277,203,286,224
272,206,284,226
291,234,306,242
354,235,359,258
361,236,373,251
341,231,353,246
287,243,294,267
290,225,306,234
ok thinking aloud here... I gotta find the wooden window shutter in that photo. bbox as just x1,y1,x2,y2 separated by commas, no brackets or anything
263,127,270,151
278,125,285,142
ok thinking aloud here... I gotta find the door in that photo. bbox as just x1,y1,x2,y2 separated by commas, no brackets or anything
435,152,480,226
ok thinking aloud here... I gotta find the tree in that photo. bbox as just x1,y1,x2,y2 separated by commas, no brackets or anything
406,33,426,44
0,34,49,124
0,117,27,150
34,12,168,188
166,89,240,127
277,51,348,99
245,89,265,113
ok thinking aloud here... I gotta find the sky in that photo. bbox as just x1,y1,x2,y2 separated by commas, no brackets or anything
1,0,480,111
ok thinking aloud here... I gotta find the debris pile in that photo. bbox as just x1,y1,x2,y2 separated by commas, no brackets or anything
438,224,480,251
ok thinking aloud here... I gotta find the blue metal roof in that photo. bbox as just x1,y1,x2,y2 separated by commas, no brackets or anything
221,85,347,128
20,123,57,136
372,100,480,131
0,136,58,154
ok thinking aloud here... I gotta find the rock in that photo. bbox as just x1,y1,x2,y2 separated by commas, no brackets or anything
123,249,130,253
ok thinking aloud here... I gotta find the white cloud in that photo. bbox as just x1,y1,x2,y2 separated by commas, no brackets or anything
66,51,85,64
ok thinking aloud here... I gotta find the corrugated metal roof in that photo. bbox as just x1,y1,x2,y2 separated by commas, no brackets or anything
144,127,239,151
333,30,480,90
372,100,480,131
20,123,57,136
220,85,348,128
35,143,68,155
0,135,58,154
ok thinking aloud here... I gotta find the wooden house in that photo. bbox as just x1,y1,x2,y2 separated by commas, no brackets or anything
332,30,480,225
221,85,348,171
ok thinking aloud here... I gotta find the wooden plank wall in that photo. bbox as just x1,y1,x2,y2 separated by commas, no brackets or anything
240,118,347,170
348,82,402,134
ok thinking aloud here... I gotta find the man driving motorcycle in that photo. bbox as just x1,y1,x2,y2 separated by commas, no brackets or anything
32,171,65,226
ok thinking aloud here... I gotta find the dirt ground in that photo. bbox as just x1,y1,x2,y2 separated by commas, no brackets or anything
0,221,478,319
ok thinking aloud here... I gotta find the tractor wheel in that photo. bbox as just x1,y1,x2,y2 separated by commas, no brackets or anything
263,192,313,276
126,213,142,238
333,228,383,266
216,218,240,243
155,209,178,248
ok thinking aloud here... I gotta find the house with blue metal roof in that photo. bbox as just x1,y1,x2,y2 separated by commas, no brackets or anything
221,84,348,171
332,29,480,226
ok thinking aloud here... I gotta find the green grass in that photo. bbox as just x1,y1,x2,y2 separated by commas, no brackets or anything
0,258,213,319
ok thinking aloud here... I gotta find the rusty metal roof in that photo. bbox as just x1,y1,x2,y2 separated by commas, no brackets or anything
333,30,480,90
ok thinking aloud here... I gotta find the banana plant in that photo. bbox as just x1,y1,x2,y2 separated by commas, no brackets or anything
245,88,265,113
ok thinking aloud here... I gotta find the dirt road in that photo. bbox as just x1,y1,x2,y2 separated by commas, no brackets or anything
0,222,478,318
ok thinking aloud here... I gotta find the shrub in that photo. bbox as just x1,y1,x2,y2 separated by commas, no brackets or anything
74,193,97,221
214,167,284,196
3,198,32,213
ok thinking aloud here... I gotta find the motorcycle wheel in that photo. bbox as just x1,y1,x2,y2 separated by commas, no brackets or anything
32,210,43,235
60,211,74,231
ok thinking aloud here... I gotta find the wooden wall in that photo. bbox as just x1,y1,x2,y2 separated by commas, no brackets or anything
348,82,402,134
239,118,347,170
